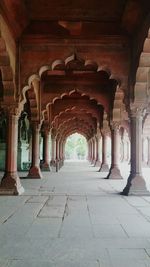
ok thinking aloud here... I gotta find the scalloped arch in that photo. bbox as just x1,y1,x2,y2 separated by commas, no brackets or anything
0,28,15,104
133,28,150,108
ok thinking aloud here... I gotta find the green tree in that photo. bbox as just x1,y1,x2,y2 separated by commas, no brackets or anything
65,133,87,160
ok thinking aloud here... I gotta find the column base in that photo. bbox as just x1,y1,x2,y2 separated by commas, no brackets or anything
27,166,43,179
146,161,150,168
94,160,101,167
0,171,24,195
106,166,123,179
50,160,56,167
99,163,109,172
121,174,149,196
41,162,51,171
56,160,59,172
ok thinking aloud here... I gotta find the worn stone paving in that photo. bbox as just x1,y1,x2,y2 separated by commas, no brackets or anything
0,162,150,266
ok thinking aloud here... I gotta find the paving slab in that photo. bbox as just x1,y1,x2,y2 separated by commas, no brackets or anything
0,161,150,267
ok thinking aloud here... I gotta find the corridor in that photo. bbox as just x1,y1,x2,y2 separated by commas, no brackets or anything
0,162,150,267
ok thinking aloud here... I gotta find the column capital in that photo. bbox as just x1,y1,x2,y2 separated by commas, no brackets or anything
101,128,110,136
4,105,20,117
42,122,51,135
110,121,120,131
31,121,41,131
130,104,146,118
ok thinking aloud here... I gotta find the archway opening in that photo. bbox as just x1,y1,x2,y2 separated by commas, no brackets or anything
65,133,88,161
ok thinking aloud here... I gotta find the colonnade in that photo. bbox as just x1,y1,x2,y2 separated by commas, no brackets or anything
0,109,150,196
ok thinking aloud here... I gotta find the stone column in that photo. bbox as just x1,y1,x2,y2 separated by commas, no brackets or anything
87,140,90,161
62,140,65,165
121,109,149,195
50,135,56,167
120,139,124,162
99,132,109,172
91,138,95,164
94,135,102,167
107,123,122,179
89,139,93,164
27,122,42,178
0,110,24,195
41,129,51,171
55,138,59,172
94,136,98,165
88,140,92,162
142,137,147,167
147,137,150,167
59,139,62,168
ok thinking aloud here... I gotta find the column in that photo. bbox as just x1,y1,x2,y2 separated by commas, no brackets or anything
88,140,92,162
94,135,102,167
0,110,24,195
107,123,122,179
142,137,147,167
62,140,65,165
90,139,93,164
41,129,51,171
99,132,109,172
55,138,59,172
147,137,150,167
91,138,95,164
59,139,64,168
50,135,56,167
121,109,149,195
120,139,124,162
27,122,42,178
94,136,98,166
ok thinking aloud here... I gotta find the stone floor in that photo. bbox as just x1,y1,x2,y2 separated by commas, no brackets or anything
0,161,150,267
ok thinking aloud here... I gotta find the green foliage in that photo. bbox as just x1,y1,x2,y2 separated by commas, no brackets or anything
65,133,87,160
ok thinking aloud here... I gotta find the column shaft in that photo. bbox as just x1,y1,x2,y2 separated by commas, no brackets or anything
99,133,109,172
41,131,51,171
121,113,148,195
107,126,122,179
0,113,24,194
27,123,42,178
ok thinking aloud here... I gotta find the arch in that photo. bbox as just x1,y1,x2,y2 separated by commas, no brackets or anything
0,28,15,104
133,28,150,108
21,54,120,114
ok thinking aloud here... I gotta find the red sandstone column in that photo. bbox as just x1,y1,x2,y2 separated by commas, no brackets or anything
0,110,24,195
107,123,122,179
94,135,102,167
87,140,89,161
50,134,56,167
27,122,42,178
91,138,95,164
88,140,92,162
90,138,94,164
121,109,148,195
55,138,59,172
41,129,51,171
62,140,65,164
94,136,98,166
60,139,64,167
99,132,109,172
